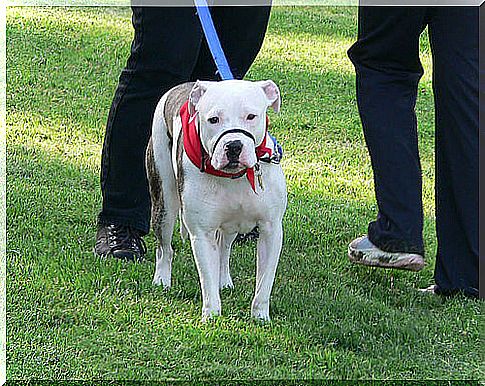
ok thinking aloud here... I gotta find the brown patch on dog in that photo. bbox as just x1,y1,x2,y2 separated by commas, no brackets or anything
146,137,164,241
147,82,195,239
162,82,194,199
163,82,195,139
176,129,185,200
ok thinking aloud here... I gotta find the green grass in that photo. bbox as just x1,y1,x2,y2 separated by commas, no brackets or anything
6,6,483,380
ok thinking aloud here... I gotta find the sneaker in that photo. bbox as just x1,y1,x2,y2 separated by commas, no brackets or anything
348,235,424,272
420,285,479,299
95,223,147,261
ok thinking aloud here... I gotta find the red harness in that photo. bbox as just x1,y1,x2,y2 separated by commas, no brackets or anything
180,100,272,192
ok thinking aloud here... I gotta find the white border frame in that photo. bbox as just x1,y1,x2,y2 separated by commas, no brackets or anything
0,1,6,385
5,0,485,6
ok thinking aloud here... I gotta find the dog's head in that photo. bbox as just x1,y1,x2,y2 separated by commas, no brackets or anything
188,79,280,173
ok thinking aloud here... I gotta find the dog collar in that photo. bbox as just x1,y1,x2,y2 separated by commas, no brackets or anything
180,100,275,192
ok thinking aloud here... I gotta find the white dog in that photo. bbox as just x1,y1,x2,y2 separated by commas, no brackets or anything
146,80,287,321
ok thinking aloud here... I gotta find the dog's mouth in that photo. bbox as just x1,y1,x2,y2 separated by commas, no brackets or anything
224,161,241,170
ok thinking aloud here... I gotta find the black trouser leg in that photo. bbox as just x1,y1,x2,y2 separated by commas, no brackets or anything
429,7,479,297
348,7,428,254
98,6,270,235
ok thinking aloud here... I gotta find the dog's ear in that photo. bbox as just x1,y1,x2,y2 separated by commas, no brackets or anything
189,81,210,116
258,80,281,113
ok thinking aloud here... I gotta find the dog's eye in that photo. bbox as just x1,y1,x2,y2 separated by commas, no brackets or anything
247,114,257,121
208,117,219,124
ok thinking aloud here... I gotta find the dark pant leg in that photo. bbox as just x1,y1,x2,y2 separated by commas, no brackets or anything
428,7,479,297
348,7,428,254
98,7,205,234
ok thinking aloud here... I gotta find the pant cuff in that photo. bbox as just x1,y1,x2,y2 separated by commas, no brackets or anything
368,224,424,256
97,213,149,236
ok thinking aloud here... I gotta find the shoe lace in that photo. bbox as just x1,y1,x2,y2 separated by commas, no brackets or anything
108,224,147,255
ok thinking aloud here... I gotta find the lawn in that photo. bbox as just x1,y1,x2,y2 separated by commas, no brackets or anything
6,6,483,381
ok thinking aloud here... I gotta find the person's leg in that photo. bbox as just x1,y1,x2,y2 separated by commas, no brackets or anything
96,7,209,260
98,7,205,236
428,7,479,298
348,7,428,256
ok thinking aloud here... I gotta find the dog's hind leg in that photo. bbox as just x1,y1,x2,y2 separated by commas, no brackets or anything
152,203,177,289
147,112,179,289
217,231,237,289
150,169,178,288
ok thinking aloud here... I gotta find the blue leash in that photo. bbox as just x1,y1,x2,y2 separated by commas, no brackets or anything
194,0,235,81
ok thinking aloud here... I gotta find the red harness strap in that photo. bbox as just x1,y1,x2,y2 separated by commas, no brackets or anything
180,100,272,192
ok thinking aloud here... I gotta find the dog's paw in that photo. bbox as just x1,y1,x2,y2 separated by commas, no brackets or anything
219,276,234,290
201,309,221,322
251,310,271,322
152,275,171,290
251,303,271,322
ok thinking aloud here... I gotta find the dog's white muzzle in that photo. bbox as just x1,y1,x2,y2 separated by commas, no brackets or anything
210,130,257,171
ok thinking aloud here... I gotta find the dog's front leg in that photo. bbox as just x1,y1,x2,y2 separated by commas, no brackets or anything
191,233,221,320
251,221,283,322
218,231,237,289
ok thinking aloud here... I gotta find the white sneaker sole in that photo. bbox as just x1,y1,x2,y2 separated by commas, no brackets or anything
348,238,425,272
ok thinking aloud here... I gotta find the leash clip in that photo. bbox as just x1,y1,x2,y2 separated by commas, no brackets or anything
254,162,264,192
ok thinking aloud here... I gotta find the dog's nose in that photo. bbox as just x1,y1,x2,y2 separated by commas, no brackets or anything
226,140,243,160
